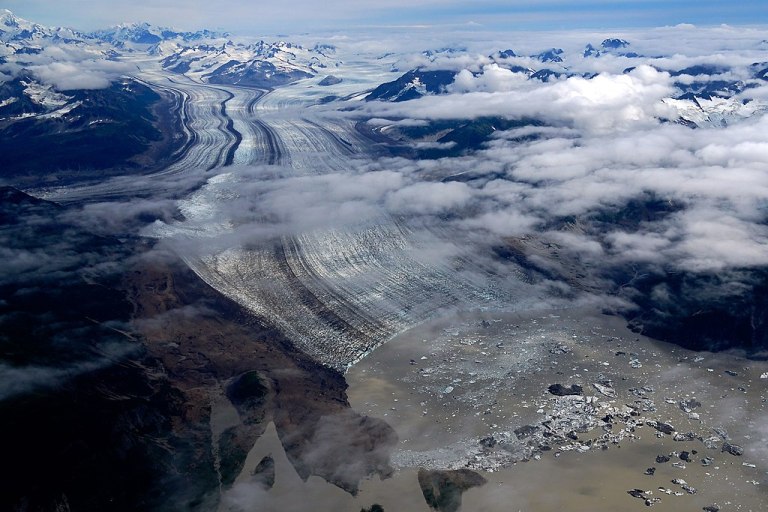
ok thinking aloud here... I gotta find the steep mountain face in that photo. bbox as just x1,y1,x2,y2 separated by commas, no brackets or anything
753,62,768,80
318,74,342,86
530,68,565,82
159,40,335,87
663,94,764,127
371,116,545,159
0,186,193,512
601,37,630,49
0,76,180,187
621,268,768,356
0,75,54,116
586,196,768,356
661,63,768,127
365,69,457,101
582,38,638,58
671,64,730,77
534,47,564,63
583,43,600,57
491,48,517,59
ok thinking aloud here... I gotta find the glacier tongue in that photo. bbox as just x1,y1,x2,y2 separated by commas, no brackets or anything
187,221,525,372
148,72,537,372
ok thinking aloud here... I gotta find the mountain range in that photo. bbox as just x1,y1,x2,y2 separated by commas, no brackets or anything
158,39,336,87
2,9,332,88
365,37,768,129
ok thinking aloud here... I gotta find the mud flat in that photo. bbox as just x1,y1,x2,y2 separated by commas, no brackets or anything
346,307,768,511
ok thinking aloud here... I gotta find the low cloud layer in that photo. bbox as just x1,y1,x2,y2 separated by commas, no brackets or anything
360,61,768,134
1,35,130,90
26,58,130,90
156,115,768,281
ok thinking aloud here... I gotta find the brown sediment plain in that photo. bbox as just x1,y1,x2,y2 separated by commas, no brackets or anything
344,308,768,512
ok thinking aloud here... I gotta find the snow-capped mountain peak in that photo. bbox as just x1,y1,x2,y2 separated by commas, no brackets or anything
1,9,23,27
664,95,767,128
601,38,630,49
535,48,564,63
583,43,600,58
0,10,88,45
90,22,228,46
0,10,45,40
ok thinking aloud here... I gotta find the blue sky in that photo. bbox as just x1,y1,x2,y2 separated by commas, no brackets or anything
5,0,768,33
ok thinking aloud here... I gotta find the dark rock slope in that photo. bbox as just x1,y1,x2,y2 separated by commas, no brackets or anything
0,79,184,187
0,187,398,510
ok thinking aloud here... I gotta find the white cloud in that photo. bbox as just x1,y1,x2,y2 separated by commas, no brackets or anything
0,34,131,90
449,64,530,93
363,65,677,134
385,181,472,214
29,59,130,90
